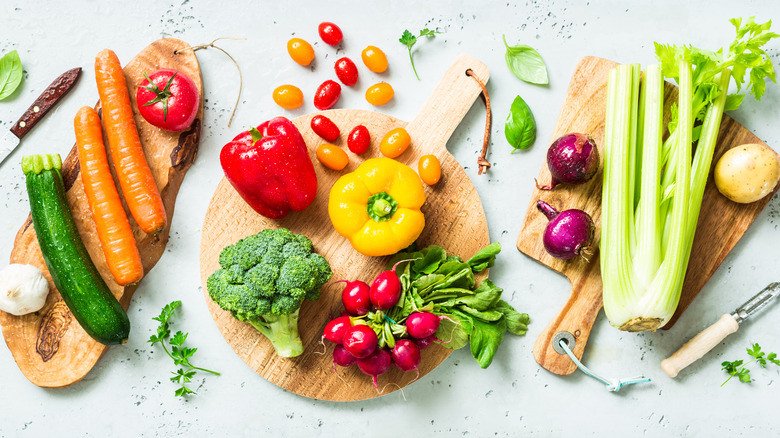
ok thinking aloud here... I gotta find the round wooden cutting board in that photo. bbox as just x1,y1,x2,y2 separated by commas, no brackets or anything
199,55,492,401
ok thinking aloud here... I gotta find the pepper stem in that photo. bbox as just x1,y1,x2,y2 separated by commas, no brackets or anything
366,192,399,222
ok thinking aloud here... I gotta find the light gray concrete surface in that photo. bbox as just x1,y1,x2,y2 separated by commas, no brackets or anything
0,1,778,436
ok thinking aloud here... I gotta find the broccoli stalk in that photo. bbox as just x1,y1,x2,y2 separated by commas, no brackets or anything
207,228,332,358
246,311,303,358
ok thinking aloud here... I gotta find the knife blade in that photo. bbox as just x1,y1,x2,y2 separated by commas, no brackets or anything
0,67,82,166
661,282,780,378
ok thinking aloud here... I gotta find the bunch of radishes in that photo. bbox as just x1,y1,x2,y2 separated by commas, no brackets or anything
322,262,448,390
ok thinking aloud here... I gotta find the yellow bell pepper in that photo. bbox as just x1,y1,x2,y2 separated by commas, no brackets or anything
328,157,425,257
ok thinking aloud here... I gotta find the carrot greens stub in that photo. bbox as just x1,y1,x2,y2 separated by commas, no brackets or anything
600,17,778,332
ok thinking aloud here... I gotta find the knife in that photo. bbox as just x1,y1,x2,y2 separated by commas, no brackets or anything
0,67,82,166
661,282,780,378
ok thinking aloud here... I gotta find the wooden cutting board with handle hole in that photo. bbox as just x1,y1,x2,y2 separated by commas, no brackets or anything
0,38,202,387
199,54,492,401
517,56,778,376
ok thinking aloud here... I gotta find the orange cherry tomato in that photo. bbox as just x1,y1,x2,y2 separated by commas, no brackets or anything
272,85,303,109
365,83,394,106
418,155,442,185
379,127,411,158
287,38,315,66
361,46,388,73
316,144,349,170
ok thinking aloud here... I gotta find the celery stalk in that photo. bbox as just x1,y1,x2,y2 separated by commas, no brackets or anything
600,18,778,332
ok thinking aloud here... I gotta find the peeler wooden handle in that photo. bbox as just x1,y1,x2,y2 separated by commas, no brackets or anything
661,314,740,378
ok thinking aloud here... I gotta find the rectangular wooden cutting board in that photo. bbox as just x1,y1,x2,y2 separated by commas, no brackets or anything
517,56,778,375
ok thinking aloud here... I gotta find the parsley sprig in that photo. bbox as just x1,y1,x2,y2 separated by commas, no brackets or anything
149,301,220,397
721,343,780,386
399,28,441,80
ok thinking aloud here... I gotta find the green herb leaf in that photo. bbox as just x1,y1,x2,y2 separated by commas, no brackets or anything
721,342,780,386
468,313,506,369
0,50,23,101
502,35,548,85
399,28,441,80
149,301,219,397
466,242,501,272
495,300,530,335
505,95,536,151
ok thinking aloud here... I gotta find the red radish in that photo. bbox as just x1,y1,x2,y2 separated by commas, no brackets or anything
415,335,437,350
333,344,357,368
391,339,421,373
406,312,441,339
536,133,600,190
339,280,371,316
322,315,351,344
347,125,370,154
342,324,378,359
536,200,595,260
334,57,359,86
311,115,340,142
369,264,404,310
357,348,392,391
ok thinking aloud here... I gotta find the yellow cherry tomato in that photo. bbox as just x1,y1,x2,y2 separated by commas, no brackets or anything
379,127,411,158
361,45,388,73
418,155,442,185
316,144,349,170
272,85,303,109
287,38,315,66
365,83,394,106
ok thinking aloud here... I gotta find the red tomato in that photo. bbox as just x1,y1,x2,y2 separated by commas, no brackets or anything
318,22,343,46
311,115,340,142
136,69,199,132
314,80,341,110
347,125,370,154
334,57,359,86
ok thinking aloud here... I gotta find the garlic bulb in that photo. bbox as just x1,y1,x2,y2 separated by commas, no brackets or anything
0,264,50,316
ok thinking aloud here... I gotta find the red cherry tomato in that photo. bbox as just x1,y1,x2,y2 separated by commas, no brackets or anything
311,115,340,142
314,80,341,110
136,69,199,132
347,125,370,154
334,57,359,86
318,22,343,46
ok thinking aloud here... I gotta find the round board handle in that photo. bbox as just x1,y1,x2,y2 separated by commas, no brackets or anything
661,313,740,378
405,54,490,156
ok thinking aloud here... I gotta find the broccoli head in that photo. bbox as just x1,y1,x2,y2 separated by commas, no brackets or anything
207,228,332,357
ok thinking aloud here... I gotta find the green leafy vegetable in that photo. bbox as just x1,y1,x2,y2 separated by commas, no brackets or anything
148,301,220,397
502,35,548,85
399,28,441,80
0,50,23,101
601,17,779,331
389,243,530,368
721,343,780,386
504,95,536,151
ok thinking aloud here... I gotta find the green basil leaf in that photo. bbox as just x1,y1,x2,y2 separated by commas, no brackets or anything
467,242,502,272
503,35,548,85
495,300,530,335
0,50,23,100
505,95,536,151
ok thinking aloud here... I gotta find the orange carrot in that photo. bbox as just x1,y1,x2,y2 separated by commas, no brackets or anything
95,49,166,234
75,106,144,286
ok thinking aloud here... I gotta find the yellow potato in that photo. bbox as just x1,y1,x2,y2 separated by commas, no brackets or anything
714,143,780,203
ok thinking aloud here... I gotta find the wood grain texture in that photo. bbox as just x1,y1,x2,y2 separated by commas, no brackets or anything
199,54,491,401
0,39,202,387
517,56,777,376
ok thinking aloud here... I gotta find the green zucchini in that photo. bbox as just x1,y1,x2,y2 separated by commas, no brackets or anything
22,154,130,345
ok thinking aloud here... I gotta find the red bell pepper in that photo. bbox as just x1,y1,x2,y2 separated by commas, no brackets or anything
220,117,317,219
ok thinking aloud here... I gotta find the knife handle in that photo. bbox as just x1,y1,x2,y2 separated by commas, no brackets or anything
9,67,82,140
661,314,739,378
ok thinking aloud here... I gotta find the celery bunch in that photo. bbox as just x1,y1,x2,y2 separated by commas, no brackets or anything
601,18,778,332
